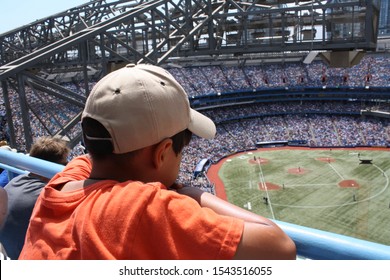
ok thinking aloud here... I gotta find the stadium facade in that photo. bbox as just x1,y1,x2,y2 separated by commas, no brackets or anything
379,0,390,36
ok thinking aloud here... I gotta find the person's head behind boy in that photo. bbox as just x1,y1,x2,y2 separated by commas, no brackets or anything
81,64,216,186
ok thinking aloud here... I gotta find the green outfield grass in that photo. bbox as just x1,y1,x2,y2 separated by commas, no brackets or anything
217,147,390,246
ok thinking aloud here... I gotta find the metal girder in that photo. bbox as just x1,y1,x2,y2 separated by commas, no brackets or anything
0,1,147,64
0,0,381,152
0,1,380,78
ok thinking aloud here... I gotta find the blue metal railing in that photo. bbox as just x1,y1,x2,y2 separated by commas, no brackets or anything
0,149,64,179
1,149,389,260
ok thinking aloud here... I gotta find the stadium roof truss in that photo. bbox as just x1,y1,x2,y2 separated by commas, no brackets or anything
0,0,382,151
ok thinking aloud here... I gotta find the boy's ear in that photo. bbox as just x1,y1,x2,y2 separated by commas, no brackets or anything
152,138,173,169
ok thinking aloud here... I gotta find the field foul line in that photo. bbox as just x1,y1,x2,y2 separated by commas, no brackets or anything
328,163,344,180
256,159,276,220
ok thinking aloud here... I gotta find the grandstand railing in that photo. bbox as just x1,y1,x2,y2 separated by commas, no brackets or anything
1,149,389,260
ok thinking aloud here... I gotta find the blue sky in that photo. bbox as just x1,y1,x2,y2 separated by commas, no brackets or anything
1,0,89,34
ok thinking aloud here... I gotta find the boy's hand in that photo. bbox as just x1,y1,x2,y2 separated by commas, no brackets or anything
168,182,185,191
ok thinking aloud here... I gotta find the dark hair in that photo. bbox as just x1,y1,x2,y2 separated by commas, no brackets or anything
170,129,192,155
29,136,70,165
82,117,192,159
82,117,113,159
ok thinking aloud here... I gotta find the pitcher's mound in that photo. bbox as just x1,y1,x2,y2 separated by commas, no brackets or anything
339,180,360,188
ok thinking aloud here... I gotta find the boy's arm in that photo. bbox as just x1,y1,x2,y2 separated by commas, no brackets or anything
176,186,296,260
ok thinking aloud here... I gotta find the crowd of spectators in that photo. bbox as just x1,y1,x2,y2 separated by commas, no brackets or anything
169,54,390,97
0,54,389,188
0,84,81,153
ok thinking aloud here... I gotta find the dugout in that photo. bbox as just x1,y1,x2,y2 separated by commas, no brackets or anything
359,159,373,164
193,158,210,178
288,140,308,146
255,140,288,148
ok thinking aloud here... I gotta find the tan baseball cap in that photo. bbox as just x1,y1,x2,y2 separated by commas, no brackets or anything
82,64,216,154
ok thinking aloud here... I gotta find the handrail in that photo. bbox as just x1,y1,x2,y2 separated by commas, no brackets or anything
1,149,389,260
277,220,390,260
0,149,64,179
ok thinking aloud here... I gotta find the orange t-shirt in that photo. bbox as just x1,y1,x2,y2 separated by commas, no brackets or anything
19,155,243,259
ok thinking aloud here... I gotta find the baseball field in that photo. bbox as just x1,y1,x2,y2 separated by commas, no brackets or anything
207,147,390,246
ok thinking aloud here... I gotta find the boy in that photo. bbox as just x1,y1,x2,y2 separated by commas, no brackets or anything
19,64,295,259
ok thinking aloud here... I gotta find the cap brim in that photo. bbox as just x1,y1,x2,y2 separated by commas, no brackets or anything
188,109,216,139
